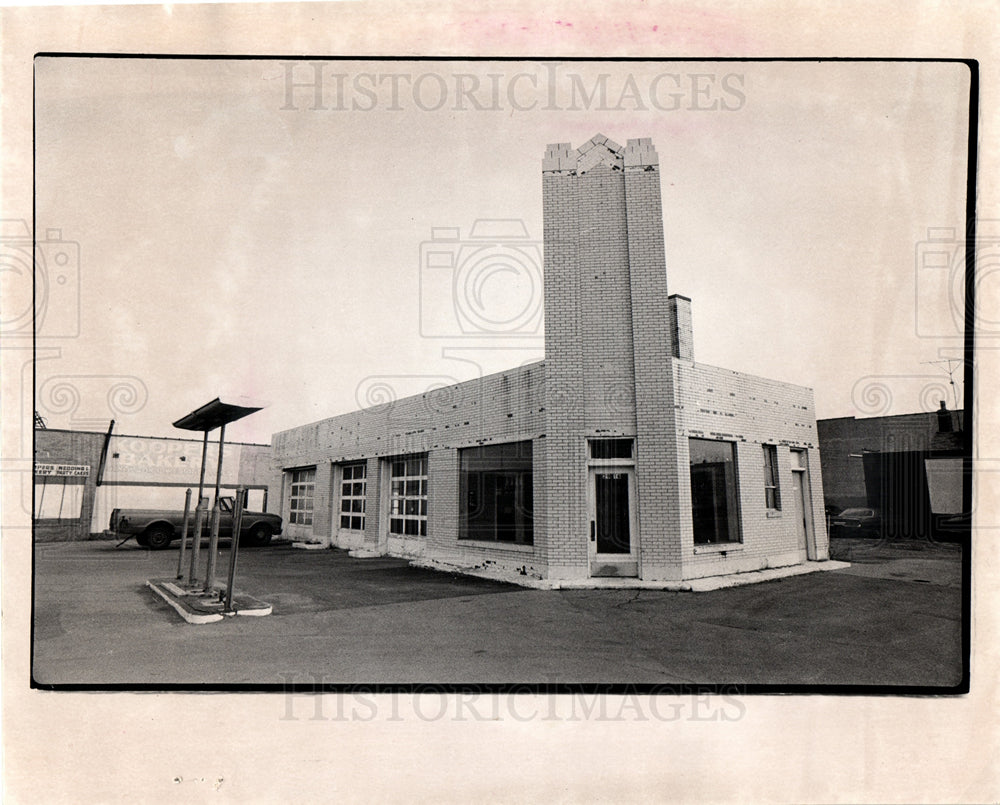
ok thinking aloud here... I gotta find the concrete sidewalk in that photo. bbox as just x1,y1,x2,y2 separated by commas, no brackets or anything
31,538,964,687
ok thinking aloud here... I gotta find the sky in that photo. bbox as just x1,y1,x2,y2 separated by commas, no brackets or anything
29,58,971,445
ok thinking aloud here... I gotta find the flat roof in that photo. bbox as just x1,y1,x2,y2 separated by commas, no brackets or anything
173,398,263,432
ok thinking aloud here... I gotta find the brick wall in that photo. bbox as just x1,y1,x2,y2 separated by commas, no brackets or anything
33,429,106,541
817,410,963,510
272,362,546,573
623,138,685,581
673,360,829,577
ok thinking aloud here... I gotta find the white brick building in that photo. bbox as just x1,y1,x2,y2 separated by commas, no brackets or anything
271,134,829,583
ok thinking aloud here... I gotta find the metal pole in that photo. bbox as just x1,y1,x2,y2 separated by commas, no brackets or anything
203,424,226,594
224,485,245,612
176,487,192,580
188,430,210,585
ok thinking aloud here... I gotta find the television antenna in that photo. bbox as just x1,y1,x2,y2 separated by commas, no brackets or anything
921,359,962,410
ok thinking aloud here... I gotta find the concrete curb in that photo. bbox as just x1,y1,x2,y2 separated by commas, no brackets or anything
146,578,273,624
409,558,851,592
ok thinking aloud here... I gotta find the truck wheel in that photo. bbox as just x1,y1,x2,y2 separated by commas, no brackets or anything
243,524,272,547
145,525,174,550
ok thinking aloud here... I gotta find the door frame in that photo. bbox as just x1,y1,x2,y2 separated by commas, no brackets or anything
790,448,817,560
586,463,639,577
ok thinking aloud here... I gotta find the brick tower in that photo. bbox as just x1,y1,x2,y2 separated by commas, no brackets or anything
542,134,685,580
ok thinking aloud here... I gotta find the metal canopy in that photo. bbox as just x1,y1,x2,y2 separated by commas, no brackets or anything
173,397,263,432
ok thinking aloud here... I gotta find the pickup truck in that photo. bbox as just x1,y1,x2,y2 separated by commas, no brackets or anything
110,496,282,549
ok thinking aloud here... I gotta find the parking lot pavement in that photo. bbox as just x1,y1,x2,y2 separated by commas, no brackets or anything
31,539,964,688
828,537,962,588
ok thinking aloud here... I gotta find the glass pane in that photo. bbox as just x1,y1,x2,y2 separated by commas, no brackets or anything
352,499,364,513
390,517,403,534
458,442,533,544
690,439,739,544
404,518,418,536
352,516,363,530
595,472,630,553
352,482,364,496
590,439,634,460
340,515,350,529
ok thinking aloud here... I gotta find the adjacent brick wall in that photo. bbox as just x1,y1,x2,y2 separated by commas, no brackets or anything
272,362,546,573
33,429,105,541
817,410,963,510
673,360,829,576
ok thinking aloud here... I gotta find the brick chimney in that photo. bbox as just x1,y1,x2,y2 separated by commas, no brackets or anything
667,294,693,360
936,400,954,433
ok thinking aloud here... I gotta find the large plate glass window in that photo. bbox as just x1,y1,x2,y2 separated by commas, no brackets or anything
689,438,741,544
459,440,533,545
389,455,427,537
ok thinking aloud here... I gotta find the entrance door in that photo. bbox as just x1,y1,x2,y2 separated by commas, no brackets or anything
790,449,815,559
588,467,638,577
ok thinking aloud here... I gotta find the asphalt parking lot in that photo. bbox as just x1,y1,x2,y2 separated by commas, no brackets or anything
31,537,964,688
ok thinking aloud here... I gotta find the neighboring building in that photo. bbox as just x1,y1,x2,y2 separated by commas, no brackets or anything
272,134,829,583
818,403,966,539
33,427,108,542
34,426,275,541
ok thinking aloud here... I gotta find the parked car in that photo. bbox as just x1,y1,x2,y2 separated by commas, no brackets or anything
829,507,881,538
110,496,282,549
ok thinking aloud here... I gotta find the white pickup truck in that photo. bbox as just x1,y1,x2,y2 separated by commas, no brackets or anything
109,496,282,549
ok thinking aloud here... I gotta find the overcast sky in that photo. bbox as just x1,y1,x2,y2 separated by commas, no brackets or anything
31,58,970,445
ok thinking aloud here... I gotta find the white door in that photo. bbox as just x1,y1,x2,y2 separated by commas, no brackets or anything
588,466,638,577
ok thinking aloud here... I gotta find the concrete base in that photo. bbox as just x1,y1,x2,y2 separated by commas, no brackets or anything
146,578,273,624
291,541,328,550
410,558,850,591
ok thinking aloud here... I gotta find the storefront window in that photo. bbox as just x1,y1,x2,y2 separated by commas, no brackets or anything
689,438,741,544
459,441,533,545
